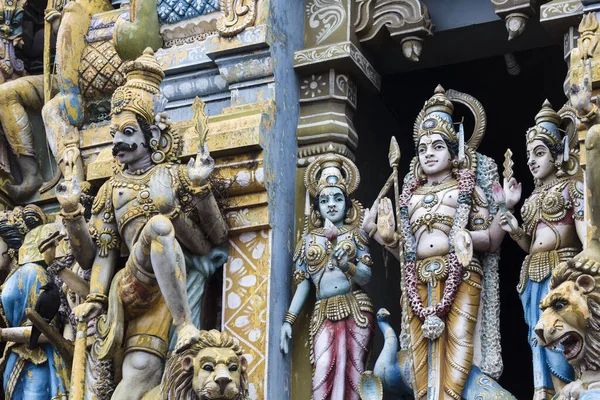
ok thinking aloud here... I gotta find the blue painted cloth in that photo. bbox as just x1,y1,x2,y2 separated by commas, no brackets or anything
462,366,516,400
581,390,600,399
521,278,574,389
1,263,68,400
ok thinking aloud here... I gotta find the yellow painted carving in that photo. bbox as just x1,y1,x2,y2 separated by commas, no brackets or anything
223,229,271,399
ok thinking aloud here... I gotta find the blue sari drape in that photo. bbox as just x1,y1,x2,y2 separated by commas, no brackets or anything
1,263,68,400
521,277,574,390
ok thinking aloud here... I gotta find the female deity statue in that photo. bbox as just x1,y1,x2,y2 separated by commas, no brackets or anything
366,86,513,399
499,101,584,400
279,154,374,400
0,204,70,399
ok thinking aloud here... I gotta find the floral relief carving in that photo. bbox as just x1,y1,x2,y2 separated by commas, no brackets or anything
541,1,582,19
301,74,327,98
306,0,347,45
223,230,271,399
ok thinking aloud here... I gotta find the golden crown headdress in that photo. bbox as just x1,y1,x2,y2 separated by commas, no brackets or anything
304,153,360,197
414,85,458,144
110,47,165,126
110,48,182,164
413,85,487,151
525,100,563,146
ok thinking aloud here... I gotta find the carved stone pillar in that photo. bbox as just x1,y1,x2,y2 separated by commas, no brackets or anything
294,2,380,165
69,1,303,399
540,0,583,94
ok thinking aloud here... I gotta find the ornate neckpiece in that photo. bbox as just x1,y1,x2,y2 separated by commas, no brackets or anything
312,224,354,237
112,166,157,189
532,176,570,194
414,178,458,195
127,165,153,175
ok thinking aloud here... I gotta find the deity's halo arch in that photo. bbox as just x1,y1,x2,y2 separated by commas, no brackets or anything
304,153,360,198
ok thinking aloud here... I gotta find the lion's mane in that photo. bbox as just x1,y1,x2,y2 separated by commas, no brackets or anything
159,330,249,400
551,261,600,372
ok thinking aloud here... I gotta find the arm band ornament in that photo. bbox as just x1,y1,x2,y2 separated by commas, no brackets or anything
509,227,525,241
470,214,492,231
284,312,298,326
356,254,373,267
86,293,108,306
96,228,119,257
292,269,309,284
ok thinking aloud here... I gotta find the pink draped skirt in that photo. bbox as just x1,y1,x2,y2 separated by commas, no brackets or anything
311,313,374,400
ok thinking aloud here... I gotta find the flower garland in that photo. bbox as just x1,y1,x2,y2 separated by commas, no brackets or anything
399,166,476,339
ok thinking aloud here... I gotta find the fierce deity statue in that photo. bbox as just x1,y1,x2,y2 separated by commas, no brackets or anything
280,153,374,400
365,86,515,399
55,48,228,399
0,204,70,399
498,101,584,399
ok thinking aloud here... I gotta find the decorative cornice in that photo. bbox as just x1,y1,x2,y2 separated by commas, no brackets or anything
294,41,381,90
354,0,433,62
159,13,219,48
540,0,583,35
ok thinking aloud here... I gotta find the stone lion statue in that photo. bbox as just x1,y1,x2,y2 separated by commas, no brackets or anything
142,330,249,400
535,261,600,399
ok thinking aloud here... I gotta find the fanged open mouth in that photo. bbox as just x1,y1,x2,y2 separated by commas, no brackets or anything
547,332,583,360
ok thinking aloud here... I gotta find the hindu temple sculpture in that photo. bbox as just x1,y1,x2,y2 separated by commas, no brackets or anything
532,57,600,400
365,86,514,399
535,262,600,400
143,329,249,400
280,153,374,400
0,204,70,399
0,0,53,201
0,0,26,85
55,47,229,399
0,0,164,203
497,100,584,399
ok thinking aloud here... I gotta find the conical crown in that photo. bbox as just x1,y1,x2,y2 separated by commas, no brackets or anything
414,85,458,144
110,47,165,125
526,100,562,145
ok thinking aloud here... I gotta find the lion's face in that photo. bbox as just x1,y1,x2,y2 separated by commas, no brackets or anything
535,274,596,367
183,347,248,400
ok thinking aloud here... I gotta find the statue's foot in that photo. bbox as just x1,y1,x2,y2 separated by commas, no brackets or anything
571,246,600,272
6,174,43,203
174,323,200,353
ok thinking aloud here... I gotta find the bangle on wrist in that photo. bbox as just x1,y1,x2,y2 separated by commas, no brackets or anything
86,293,108,306
383,233,400,249
190,183,211,197
60,204,85,221
345,262,357,277
284,311,297,326
509,227,525,241
580,103,598,122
